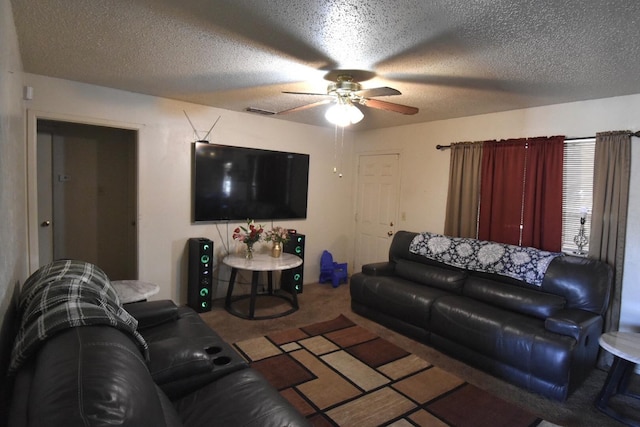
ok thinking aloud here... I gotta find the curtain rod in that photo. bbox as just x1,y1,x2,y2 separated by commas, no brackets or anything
436,131,640,150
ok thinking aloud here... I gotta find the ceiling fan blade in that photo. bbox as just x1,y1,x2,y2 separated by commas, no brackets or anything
355,87,401,98
282,91,328,96
360,98,419,115
245,107,276,115
277,99,332,115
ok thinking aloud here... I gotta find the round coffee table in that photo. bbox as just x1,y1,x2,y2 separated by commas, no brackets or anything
595,331,640,426
223,252,302,320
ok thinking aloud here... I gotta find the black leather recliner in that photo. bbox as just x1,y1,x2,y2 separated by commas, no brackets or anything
5,260,309,427
351,231,613,401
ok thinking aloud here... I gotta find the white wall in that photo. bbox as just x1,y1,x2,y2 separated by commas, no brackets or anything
18,71,640,329
355,94,640,332
23,73,356,302
0,0,27,336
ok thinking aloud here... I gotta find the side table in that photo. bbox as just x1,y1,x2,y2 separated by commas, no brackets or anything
596,331,640,426
111,280,160,304
223,253,302,320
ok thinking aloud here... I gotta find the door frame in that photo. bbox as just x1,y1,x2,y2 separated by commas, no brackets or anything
25,109,141,274
352,148,402,271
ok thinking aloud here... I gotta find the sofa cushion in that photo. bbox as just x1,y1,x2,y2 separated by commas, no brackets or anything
11,326,171,427
174,369,309,427
394,259,466,293
350,273,452,328
430,296,576,383
463,277,566,319
362,261,396,276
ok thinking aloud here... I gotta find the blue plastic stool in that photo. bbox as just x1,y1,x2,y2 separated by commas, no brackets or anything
319,250,348,288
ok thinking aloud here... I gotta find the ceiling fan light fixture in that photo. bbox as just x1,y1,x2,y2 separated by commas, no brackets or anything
347,103,364,124
325,98,364,127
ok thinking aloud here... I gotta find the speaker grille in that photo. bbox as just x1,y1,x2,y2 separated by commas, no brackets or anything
187,238,213,312
281,233,304,294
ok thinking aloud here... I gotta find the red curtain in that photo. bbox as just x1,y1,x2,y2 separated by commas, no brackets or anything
478,140,527,245
478,136,564,251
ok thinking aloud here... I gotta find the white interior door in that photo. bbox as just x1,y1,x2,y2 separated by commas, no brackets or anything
354,153,400,272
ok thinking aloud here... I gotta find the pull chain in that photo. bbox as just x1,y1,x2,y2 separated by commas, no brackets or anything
339,126,344,178
333,123,338,174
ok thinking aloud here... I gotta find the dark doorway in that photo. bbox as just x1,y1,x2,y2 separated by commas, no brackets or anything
36,120,137,280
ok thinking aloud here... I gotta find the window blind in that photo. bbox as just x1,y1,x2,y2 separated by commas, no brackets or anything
562,138,595,254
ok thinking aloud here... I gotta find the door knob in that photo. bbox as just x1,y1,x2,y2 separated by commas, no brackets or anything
41,220,51,227
387,230,393,236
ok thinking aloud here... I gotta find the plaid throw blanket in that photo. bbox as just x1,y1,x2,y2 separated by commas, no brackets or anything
9,260,149,374
409,232,563,286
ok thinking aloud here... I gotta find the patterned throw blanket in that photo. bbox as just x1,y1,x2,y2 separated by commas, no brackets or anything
9,260,149,374
409,232,563,287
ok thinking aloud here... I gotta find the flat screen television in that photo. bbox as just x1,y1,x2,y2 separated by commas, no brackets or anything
193,143,309,222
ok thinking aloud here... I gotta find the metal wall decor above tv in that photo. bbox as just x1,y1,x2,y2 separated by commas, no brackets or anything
192,143,309,222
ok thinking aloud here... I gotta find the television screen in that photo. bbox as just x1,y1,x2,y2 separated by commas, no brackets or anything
193,143,309,222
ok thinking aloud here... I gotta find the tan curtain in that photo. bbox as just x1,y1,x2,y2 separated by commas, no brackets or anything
444,142,484,237
589,131,631,367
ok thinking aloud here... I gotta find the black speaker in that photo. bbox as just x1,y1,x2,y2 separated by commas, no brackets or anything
281,232,304,294
187,237,213,312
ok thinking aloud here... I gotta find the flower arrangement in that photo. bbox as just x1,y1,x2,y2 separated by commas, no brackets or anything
233,219,263,251
264,226,290,245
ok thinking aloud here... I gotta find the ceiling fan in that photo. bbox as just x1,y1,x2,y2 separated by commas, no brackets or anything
247,71,419,126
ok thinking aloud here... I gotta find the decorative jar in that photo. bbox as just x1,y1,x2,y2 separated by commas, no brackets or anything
271,242,282,258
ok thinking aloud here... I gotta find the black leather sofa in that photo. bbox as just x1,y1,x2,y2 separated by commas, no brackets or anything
4,260,309,427
350,231,613,401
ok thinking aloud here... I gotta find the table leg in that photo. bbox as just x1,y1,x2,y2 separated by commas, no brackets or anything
249,270,260,319
223,257,301,320
619,363,640,399
225,268,238,309
595,356,640,426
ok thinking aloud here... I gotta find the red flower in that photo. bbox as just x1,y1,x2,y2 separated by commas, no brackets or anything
232,219,264,245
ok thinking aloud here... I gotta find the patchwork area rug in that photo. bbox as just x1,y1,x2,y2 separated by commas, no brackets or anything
233,314,546,427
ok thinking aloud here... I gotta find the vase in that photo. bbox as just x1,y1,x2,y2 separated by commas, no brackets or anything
245,242,254,260
271,241,282,258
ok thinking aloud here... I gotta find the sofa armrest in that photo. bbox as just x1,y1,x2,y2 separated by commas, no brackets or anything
545,309,602,340
148,335,248,399
124,300,179,330
362,262,396,276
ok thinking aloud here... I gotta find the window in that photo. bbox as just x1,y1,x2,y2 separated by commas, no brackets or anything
561,138,595,254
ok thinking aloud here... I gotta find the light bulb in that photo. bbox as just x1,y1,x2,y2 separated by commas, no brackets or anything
325,99,364,126
348,104,364,124
325,103,351,126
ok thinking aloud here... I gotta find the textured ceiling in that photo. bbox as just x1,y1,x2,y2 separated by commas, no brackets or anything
10,0,640,130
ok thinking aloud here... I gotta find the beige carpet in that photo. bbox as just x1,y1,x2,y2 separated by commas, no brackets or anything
234,314,545,426
200,282,635,426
